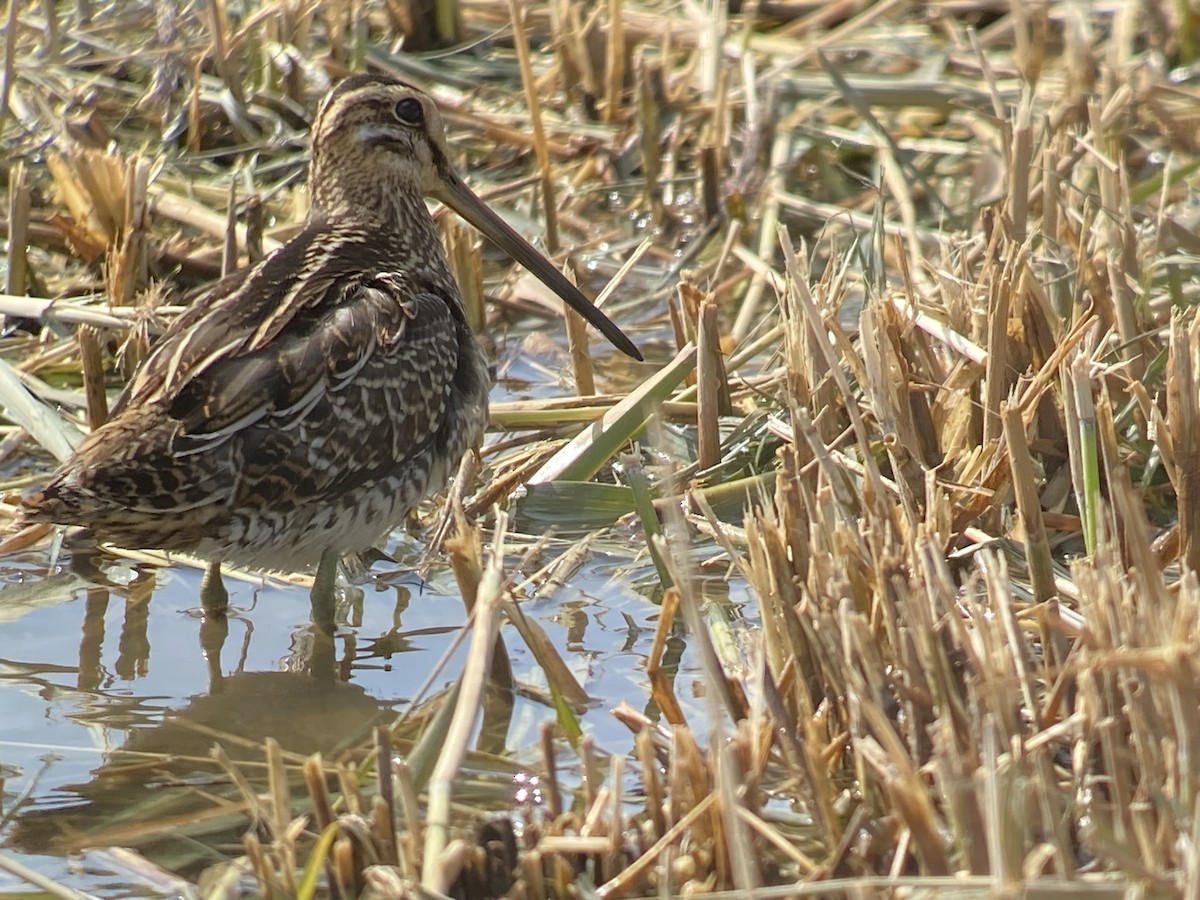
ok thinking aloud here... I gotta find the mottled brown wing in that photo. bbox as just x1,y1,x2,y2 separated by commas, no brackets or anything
165,273,460,502
27,275,460,530
118,222,374,414
109,267,254,418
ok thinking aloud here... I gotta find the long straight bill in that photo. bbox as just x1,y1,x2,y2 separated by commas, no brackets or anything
434,173,643,361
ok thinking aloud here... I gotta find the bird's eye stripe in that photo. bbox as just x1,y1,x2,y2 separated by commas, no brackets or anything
394,98,423,125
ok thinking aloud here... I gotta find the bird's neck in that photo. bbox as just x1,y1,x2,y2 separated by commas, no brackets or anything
307,167,465,314
309,165,440,241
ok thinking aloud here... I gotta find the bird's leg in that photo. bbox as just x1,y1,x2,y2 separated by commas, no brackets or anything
310,548,340,630
200,560,229,616
199,604,228,694
198,560,229,693
306,621,337,685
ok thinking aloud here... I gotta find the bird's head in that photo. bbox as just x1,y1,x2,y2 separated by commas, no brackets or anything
307,74,642,361
310,74,453,205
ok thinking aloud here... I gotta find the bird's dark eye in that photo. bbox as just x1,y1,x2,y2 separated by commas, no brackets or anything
394,98,423,126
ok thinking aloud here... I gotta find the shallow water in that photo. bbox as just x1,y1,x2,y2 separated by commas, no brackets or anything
0,353,751,895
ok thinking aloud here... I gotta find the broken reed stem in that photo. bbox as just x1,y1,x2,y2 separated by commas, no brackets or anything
443,217,485,335
114,155,150,311
1002,401,1056,602
206,0,245,105
604,0,624,123
373,728,399,868
245,192,264,263
1068,354,1100,557
777,226,890,515
1169,309,1200,572
1007,88,1034,245
443,499,513,689
77,325,108,430
0,851,91,900
303,754,334,832
565,232,652,392
6,160,30,297
596,794,716,898
982,250,1014,447
499,592,585,704
565,281,596,396
223,179,238,276
718,740,760,891
696,295,730,471
395,760,421,879
540,721,563,819
445,500,482,611
636,50,662,210
0,0,18,140
654,528,747,722
265,737,297,897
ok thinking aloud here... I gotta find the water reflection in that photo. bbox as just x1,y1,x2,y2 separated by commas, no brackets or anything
0,536,729,890
0,558,456,878
7,665,393,876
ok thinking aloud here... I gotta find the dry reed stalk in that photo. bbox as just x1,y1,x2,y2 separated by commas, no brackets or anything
981,245,1016,447
5,160,29,298
0,0,19,140
437,108,576,158
244,192,264,263
1169,310,1200,572
548,0,595,102
635,50,663,216
1008,88,1035,245
76,324,107,430
1002,401,1056,602
695,294,726,471
507,0,557,254
528,343,696,484
206,0,245,106
508,0,603,398
780,231,890,518
221,179,237,276
654,527,747,722
564,282,597,396
645,585,686,726
699,141,720,226
500,593,589,706
264,738,298,897
731,123,790,345
423,522,504,892
390,760,419,881
859,301,923,511
523,532,590,598
444,216,486,335
0,358,80,462
604,0,624,124
372,728,399,869
0,852,93,900
149,186,284,256
596,793,716,898
716,738,759,891
445,501,482,611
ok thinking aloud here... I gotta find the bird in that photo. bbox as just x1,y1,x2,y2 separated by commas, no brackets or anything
18,73,641,621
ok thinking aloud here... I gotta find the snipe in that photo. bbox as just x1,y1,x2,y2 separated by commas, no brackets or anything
19,74,640,619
